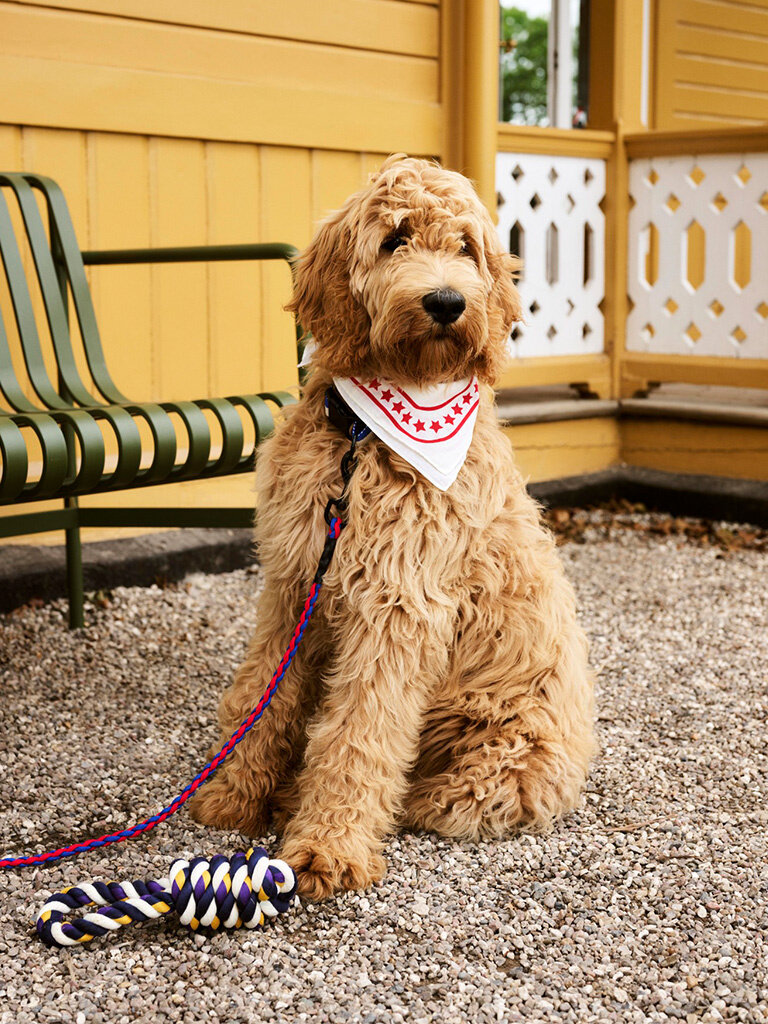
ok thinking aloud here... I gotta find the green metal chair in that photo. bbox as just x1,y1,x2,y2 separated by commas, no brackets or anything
0,172,300,627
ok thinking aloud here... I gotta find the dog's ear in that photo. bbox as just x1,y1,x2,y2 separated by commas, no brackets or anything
287,198,371,374
476,213,523,384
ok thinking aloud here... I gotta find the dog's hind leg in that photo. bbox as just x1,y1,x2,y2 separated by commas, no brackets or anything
402,706,593,840
188,580,329,838
403,557,595,840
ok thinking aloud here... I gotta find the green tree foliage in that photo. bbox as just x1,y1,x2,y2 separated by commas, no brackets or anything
499,6,549,125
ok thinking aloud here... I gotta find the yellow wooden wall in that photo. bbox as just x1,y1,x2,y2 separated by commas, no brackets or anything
0,0,444,537
653,0,768,128
1,0,441,401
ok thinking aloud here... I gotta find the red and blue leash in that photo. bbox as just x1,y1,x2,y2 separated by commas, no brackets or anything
0,517,341,872
1,406,368,946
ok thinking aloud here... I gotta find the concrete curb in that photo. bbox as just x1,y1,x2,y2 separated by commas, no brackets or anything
1,528,255,614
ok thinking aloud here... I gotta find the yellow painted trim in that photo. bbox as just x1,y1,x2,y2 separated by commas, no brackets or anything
496,125,615,159
587,0,615,130
440,0,464,172
604,120,629,400
669,52,768,98
621,354,768,395
498,355,613,397
462,0,498,211
621,418,768,482
674,0,768,37
587,0,647,131
0,54,442,154
504,417,621,483
647,0,658,129
652,0,676,131
7,0,439,58
625,125,768,158
653,0,768,131
618,0,646,132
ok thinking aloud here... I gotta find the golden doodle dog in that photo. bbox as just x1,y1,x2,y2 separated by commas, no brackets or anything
190,155,595,900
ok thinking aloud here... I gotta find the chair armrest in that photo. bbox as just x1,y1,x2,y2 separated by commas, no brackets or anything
81,242,299,268
81,242,305,367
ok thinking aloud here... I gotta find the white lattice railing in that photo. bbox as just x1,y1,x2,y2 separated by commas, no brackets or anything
495,151,606,360
627,152,768,360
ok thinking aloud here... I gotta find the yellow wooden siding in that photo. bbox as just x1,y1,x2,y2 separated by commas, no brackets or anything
0,1,441,153
621,419,768,481
0,124,393,415
504,418,621,483
0,128,394,541
654,0,768,128
1,0,439,543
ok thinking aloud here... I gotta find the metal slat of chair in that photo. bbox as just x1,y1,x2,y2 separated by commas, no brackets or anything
47,410,106,496
0,181,145,494
0,417,29,502
21,175,183,488
0,186,69,413
4,175,99,410
192,398,245,477
225,395,279,453
2,411,69,501
157,401,212,482
258,391,297,410
20,174,132,408
0,407,107,504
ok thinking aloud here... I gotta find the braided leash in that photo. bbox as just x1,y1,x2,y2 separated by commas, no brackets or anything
2,408,368,948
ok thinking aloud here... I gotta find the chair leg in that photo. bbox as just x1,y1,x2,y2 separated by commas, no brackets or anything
65,496,84,629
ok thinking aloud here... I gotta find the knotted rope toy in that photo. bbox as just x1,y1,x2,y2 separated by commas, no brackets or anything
37,849,296,948
2,409,369,949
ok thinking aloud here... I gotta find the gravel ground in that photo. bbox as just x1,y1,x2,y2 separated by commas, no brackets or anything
1,517,767,1023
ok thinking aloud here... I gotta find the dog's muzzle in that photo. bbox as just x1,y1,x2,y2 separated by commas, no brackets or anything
422,288,466,326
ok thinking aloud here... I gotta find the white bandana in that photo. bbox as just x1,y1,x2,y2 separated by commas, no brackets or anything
333,375,479,491
298,340,480,490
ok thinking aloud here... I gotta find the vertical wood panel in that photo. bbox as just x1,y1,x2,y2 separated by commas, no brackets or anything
87,132,152,400
259,146,312,393
0,126,25,409
149,136,208,402
361,152,392,180
22,127,91,391
0,126,22,170
205,141,263,396
310,150,364,224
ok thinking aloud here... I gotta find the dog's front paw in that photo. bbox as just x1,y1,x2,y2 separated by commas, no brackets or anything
280,835,386,901
188,775,268,837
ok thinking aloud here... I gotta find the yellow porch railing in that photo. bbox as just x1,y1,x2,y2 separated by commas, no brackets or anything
495,123,768,400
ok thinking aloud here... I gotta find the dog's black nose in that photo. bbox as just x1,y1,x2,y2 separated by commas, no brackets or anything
422,288,466,325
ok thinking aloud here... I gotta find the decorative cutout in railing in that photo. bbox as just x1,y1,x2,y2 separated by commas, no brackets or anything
495,152,606,359
627,153,768,359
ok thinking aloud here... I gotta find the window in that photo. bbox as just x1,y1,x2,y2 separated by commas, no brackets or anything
499,0,589,128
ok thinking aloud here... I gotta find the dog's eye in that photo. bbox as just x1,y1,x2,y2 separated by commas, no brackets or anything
381,235,407,253
461,240,474,258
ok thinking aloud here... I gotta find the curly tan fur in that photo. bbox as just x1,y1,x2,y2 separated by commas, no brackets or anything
190,156,595,900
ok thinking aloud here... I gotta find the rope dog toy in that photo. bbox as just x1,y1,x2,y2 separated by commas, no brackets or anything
2,409,369,948
37,849,296,947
